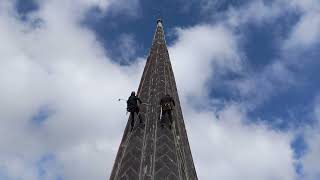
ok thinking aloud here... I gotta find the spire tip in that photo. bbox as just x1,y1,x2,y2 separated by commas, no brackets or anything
157,18,163,26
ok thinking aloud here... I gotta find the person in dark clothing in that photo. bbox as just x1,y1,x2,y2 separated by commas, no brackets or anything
127,91,143,131
160,94,175,129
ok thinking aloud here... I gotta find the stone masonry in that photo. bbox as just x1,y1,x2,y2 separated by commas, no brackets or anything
109,19,198,180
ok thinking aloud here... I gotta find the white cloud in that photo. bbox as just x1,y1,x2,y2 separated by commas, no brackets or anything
200,0,320,51
264,0,320,51
186,105,295,180
168,23,296,180
0,0,307,180
302,129,320,180
299,97,320,180
229,60,296,109
36,0,140,16
225,0,284,27
285,11,320,49
0,0,142,179
197,0,320,109
169,1,320,179
170,24,242,98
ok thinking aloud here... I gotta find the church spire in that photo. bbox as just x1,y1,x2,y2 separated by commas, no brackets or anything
109,19,198,180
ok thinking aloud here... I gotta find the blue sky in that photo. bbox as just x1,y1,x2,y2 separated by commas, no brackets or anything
82,0,320,128
1,0,320,180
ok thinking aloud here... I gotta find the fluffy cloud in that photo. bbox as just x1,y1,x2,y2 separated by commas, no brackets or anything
284,0,320,49
201,0,320,109
0,0,142,179
181,1,320,179
168,24,296,180
169,22,295,180
170,24,242,98
0,0,316,180
186,106,295,180
302,129,320,180
300,97,320,180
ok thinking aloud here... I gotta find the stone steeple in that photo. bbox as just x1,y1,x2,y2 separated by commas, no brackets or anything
109,19,198,180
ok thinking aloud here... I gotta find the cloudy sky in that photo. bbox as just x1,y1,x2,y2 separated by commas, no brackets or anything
1,0,320,179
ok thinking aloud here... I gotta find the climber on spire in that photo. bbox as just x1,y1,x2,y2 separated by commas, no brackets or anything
127,91,143,131
160,94,175,129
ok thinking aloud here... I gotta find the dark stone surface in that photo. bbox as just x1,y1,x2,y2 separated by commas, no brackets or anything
109,21,198,180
